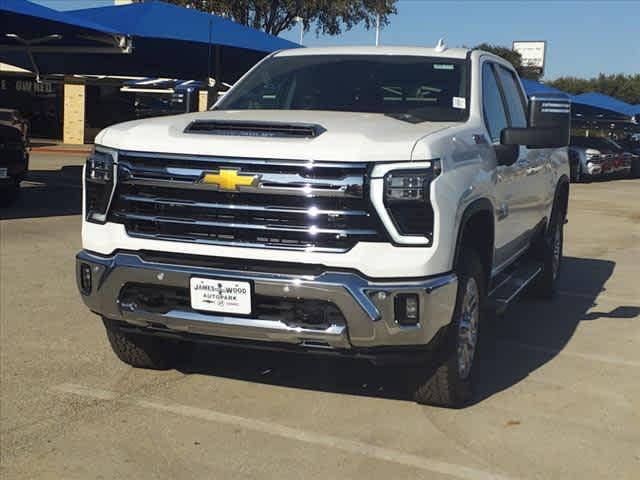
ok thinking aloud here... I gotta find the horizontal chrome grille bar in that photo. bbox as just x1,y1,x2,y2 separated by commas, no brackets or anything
118,163,364,198
118,150,368,170
125,231,349,253
115,212,378,237
119,194,370,217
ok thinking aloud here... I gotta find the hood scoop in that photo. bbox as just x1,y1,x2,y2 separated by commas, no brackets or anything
184,120,325,139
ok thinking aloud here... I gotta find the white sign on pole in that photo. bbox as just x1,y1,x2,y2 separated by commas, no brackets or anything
512,41,547,73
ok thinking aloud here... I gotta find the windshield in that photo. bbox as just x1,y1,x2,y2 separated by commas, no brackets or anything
216,55,469,123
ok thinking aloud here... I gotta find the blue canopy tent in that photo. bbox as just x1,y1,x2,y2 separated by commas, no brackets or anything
0,0,131,80
0,0,298,83
570,92,636,129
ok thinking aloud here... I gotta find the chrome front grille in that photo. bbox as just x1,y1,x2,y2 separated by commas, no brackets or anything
109,151,386,252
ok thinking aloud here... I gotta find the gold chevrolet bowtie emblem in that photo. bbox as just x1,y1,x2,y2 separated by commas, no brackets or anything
200,169,258,191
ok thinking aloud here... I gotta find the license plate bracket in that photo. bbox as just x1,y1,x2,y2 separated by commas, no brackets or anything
190,277,252,315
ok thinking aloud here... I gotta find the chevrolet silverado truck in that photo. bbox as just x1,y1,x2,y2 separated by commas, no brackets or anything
76,46,571,407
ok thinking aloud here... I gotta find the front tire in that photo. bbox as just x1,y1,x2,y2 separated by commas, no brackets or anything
532,203,565,299
103,318,191,370
411,250,484,407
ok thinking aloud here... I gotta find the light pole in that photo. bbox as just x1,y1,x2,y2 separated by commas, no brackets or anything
375,13,380,46
294,16,304,45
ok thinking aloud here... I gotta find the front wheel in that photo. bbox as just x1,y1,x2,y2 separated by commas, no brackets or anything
411,250,484,407
103,318,192,370
532,205,565,299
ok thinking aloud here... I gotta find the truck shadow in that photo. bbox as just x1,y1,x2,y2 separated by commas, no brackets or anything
179,256,635,406
0,166,82,219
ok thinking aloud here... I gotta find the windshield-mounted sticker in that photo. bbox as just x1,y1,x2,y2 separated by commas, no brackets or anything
453,97,466,109
433,64,454,70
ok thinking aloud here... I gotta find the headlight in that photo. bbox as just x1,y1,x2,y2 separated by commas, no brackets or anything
382,161,440,238
384,171,431,201
85,147,116,223
585,148,601,159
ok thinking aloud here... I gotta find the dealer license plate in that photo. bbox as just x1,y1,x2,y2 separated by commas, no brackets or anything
0,168,8,179
190,277,252,315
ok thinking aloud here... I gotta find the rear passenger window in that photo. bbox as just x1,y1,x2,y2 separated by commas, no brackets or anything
496,66,527,128
482,63,508,143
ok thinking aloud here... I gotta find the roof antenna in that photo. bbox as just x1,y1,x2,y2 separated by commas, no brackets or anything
435,38,446,53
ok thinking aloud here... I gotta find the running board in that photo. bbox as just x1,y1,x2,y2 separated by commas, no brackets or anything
488,261,542,315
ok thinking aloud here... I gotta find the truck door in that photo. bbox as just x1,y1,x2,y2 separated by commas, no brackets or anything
494,65,548,231
481,61,533,270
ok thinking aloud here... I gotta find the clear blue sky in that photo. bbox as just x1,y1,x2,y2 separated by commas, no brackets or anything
35,0,640,80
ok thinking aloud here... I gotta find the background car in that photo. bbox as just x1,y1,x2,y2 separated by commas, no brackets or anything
569,135,630,182
0,123,29,203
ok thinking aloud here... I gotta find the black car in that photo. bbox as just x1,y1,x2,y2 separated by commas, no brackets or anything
0,124,29,200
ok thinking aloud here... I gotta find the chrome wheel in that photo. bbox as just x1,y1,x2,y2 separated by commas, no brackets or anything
457,277,479,380
551,220,562,281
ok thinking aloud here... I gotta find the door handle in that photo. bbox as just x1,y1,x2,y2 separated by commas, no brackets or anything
526,166,541,175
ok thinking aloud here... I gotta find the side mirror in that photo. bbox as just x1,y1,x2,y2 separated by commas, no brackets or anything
501,127,568,149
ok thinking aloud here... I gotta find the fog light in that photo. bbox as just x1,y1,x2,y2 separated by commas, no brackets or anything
80,263,92,294
395,294,419,325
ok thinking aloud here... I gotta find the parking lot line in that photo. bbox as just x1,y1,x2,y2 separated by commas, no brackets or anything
51,383,516,480
494,339,640,368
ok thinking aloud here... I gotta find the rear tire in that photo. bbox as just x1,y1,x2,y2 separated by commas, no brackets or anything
411,250,484,407
103,318,191,370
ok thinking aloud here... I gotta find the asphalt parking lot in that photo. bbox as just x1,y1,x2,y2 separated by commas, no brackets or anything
1,152,639,480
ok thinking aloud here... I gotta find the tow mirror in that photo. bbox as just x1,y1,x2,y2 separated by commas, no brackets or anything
502,93,571,149
501,127,568,149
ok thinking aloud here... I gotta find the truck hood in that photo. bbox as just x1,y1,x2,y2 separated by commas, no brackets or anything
96,110,457,162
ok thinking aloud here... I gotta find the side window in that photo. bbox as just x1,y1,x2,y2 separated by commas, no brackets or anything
496,66,527,128
482,63,508,143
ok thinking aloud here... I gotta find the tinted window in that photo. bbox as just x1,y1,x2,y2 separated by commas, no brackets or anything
482,63,508,142
496,66,527,128
217,55,469,122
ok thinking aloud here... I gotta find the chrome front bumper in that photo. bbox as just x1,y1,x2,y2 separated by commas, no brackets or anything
76,250,457,350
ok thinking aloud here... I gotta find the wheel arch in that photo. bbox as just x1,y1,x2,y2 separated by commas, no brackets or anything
452,198,495,288
551,174,570,227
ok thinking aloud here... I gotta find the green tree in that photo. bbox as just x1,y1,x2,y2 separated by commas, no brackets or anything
474,43,542,80
167,0,398,37
548,74,640,105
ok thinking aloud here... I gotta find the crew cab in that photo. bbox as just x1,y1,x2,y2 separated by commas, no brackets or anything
76,46,570,407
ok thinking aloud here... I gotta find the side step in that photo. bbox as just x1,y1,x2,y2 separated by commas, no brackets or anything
488,260,542,315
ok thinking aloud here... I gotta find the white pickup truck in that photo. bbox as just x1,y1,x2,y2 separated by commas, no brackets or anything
77,45,571,407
